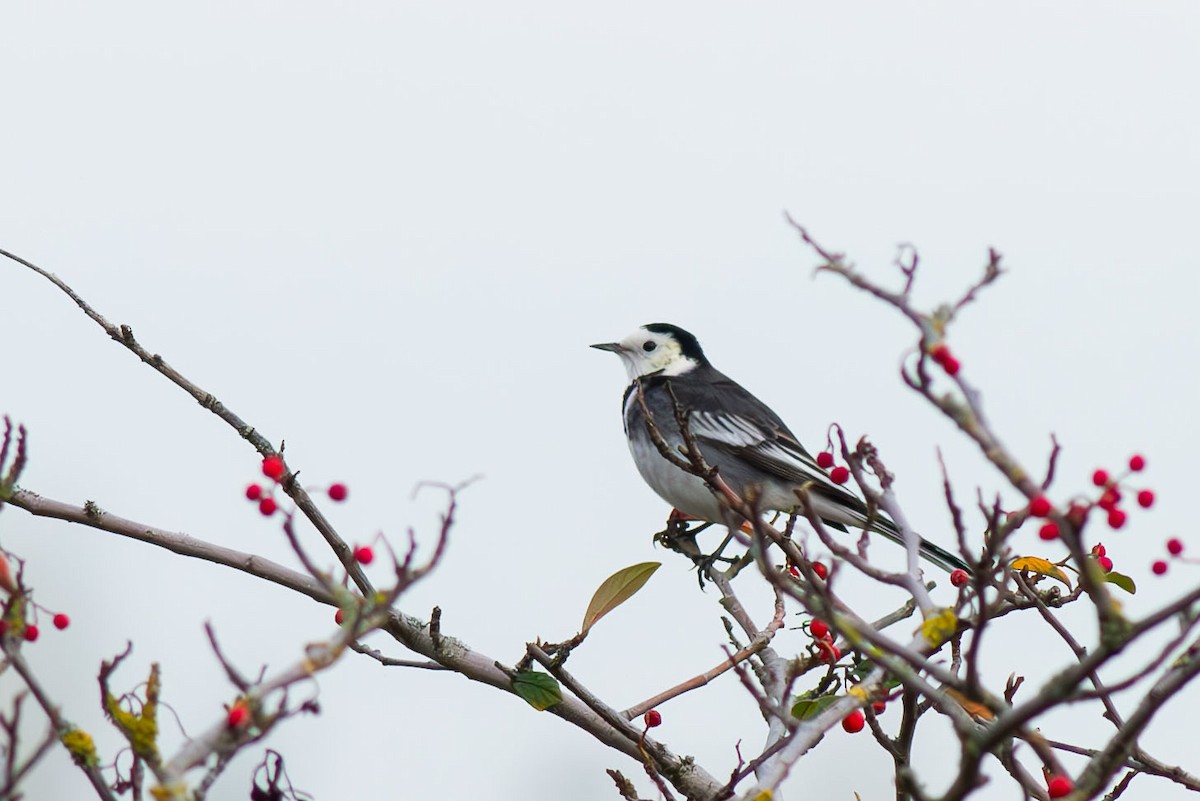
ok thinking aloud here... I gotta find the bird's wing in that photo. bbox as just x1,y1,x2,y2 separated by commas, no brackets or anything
689,410,862,503
689,409,970,572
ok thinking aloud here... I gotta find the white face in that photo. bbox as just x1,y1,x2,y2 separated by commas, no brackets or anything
599,327,699,381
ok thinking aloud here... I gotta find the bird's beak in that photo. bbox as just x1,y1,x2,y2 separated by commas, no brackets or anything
590,342,624,353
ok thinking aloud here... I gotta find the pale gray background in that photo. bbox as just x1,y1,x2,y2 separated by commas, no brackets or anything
2,3,1198,800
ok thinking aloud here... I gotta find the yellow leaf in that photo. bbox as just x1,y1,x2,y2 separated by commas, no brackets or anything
581,562,661,632
752,792,773,801
847,685,869,701
920,607,958,648
1011,556,1072,588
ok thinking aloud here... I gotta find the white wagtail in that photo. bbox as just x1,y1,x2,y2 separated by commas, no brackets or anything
593,323,967,573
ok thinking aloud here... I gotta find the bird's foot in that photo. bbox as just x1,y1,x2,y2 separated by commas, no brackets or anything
654,509,712,558
654,511,751,589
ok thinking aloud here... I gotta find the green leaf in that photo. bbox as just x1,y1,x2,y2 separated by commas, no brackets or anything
848,659,874,681
848,659,901,690
581,562,661,632
512,670,562,711
1103,571,1137,594
791,694,840,720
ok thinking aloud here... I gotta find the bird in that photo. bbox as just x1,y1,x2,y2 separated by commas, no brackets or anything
592,322,968,574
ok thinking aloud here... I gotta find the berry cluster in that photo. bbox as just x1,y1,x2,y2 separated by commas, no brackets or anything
787,560,829,581
0,555,72,644
245,455,286,517
243,455,349,517
0,614,71,644
928,343,961,376
1151,537,1185,576
803,617,889,734
808,618,841,664
815,449,850,485
1024,454,1174,578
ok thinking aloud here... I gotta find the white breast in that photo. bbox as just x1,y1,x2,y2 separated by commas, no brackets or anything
627,436,725,521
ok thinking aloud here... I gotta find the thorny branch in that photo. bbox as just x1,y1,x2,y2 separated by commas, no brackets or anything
786,220,1200,798
4,228,1200,801
0,250,728,801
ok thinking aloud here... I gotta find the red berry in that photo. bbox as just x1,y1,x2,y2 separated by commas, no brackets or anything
226,704,250,729
1038,522,1060,541
816,451,835,469
1167,538,1184,556
1128,454,1146,472
1092,469,1110,487
1137,490,1154,509
258,497,278,517
1152,560,1168,576
245,483,263,501
841,710,865,733
52,613,70,630
1029,496,1052,517
1107,508,1127,530
950,569,969,587
830,466,850,485
940,355,961,376
1067,504,1090,527
643,709,662,728
817,643,841,663
1047,775,1073,798
1097,555,1114,572
353,546,375,565
787,564,800,578
262,455,285,481
23,625,39,642
871,701,887,714
328,483,349,502
811,561,829,580
929,343,951,365
1098,488,1121,511
809,619,830,640
1092,542,1106,557
334,608,346,625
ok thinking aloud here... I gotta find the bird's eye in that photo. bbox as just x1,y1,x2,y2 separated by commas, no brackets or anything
642,341,657,352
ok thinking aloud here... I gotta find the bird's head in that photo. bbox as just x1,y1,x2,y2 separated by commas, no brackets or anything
591,323,709,381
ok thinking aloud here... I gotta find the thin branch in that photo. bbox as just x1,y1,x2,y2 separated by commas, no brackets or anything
0,247,373,597
8,486,725,798
1,645,118,801
623,594,785,720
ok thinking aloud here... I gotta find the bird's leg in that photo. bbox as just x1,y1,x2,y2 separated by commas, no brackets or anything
707,531,735,564
692,517,758,588
654,509,712,559
652,509,739,588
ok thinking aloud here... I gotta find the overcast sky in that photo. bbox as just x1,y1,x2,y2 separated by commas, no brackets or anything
3,3,1199,800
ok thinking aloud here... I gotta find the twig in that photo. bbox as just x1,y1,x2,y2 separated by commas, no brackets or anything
0,248,374,597
347,641,447,670
1,644,118,801
623,595,785,719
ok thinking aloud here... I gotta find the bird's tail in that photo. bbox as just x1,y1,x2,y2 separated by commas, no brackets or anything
870,516,969,574
913,537,970,574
